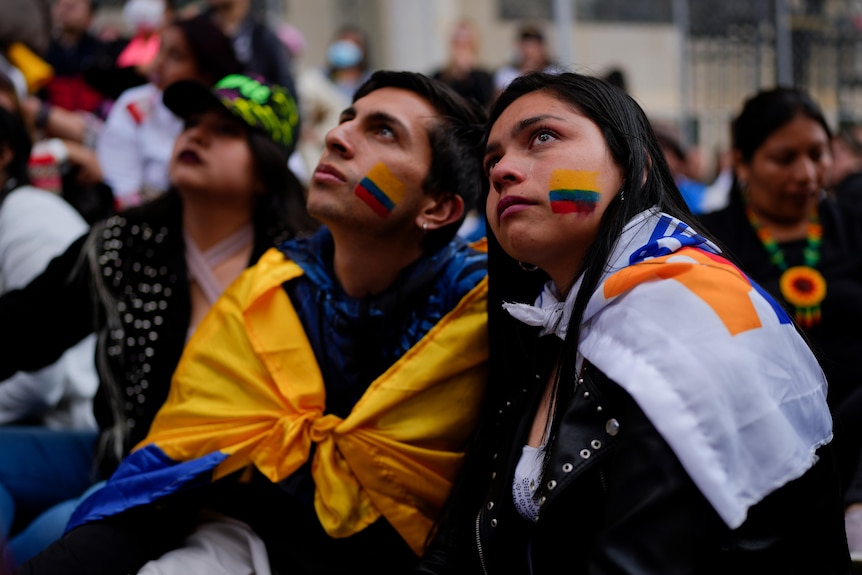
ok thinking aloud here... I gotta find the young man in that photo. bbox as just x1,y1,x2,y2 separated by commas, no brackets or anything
19,71,488,575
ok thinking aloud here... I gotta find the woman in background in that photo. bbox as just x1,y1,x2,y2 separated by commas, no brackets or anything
698,86,862,558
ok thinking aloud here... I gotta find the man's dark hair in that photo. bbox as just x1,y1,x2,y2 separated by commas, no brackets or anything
353,70,487,250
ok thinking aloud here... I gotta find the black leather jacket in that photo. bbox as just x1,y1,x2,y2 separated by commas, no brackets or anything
419,362,851,574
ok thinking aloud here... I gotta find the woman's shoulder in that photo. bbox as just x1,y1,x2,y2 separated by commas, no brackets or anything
90,193,182,249
0,186,88,249
1,185,87,227
0,186,90,290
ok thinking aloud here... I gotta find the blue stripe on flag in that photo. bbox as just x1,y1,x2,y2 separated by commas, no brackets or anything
630,215,714,265
67,444,229,531
359,177,396,211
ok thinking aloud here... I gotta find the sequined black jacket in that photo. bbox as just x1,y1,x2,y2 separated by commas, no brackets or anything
0,191,288,474
417,359,851,574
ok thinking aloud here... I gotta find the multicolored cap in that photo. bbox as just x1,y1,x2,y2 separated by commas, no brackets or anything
163,73,300,156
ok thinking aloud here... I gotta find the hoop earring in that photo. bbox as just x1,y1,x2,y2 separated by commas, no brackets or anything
518,261,539,272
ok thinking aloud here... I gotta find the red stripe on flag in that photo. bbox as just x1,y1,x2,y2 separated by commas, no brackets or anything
355,185,391,217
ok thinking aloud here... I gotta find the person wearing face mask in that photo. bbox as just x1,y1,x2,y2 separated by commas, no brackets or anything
324,26,374,102
698,86,862,560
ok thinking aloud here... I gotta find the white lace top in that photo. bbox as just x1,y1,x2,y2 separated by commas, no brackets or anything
513,444,545,522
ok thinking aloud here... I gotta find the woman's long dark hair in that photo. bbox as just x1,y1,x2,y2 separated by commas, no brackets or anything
483,72,712,475
246,130,319,252
423,71,714,554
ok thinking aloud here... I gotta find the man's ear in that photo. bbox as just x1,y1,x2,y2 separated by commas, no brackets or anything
417,193,465,231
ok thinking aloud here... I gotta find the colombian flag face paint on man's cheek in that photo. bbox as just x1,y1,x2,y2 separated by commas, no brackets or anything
354,162,407,217
549,169,600,215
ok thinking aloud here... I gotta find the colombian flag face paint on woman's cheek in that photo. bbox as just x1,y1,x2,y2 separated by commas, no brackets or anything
549,169,600,215
354,162,407,217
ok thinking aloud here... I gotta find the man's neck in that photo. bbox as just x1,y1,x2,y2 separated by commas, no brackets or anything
329,230,425,299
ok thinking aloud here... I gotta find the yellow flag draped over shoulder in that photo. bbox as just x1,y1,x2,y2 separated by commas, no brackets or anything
68,247,489,555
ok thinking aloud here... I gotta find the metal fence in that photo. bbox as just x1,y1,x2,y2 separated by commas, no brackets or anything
96,0,862,164
501,0,862,170
686,0,862,163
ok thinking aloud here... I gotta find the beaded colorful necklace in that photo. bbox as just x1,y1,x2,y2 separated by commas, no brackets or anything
745,205,826,328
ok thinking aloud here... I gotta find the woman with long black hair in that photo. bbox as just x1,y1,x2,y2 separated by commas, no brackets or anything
418,72,850,574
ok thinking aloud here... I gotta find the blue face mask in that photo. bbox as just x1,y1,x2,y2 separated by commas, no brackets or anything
327,40,363,70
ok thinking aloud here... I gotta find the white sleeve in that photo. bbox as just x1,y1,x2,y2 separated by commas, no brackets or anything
0,187,98,429
0,187,88,290
0,334,97,430
96,87,148,204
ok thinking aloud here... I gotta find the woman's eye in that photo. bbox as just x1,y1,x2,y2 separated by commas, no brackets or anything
533,130,557,145
775,155,794,166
